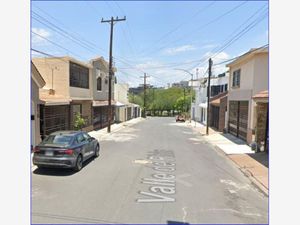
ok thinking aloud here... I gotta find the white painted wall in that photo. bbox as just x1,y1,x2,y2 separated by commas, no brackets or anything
114,83,129,104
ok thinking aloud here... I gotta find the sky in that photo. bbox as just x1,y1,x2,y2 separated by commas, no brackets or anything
31,0,269,88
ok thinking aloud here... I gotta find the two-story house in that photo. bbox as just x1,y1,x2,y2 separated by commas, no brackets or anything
90,57,116,130
32,56,93,138
226,46,268,149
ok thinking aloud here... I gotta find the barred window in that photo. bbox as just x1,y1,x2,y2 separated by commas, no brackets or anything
70,62,89,89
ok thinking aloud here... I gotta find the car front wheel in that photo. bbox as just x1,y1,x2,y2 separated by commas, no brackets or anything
94,145,100,158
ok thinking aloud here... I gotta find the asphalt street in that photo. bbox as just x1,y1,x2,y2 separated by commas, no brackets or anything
31,117,268,224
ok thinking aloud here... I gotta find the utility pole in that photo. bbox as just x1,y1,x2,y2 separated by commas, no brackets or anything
190,73,193,122
101,16,126,133
206,58,213,135
140,73,150,118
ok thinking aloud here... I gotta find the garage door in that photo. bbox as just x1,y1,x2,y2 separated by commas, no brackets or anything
228,101,248,141
40,105,70,137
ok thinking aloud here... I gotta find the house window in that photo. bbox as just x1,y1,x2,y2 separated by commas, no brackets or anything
97,77,102,91
232,69,241,87
70,62,89,89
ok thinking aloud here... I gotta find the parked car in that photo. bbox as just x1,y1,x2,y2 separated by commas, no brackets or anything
176,115,185,122
33,131,100,172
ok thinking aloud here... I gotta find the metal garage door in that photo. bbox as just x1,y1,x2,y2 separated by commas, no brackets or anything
211,105,219,129
228,101,248,141
40,105,70,138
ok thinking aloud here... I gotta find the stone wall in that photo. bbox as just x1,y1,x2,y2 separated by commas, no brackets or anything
255,102,268,150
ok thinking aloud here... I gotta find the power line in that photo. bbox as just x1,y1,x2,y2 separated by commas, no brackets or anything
137,1,217,56
31,10,149,76
115,4,268,72
32,12,102,53
185,7,268,71
114,1,141,55
31,9,199,86
31,31,87,60
213,44,269,66
32,4,98,50
139,1,248,58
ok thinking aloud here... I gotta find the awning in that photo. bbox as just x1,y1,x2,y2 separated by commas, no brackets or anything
210,92,228,106
131,103,140,107
115,101,126,107
43,99,71,106
93,100,116,107
211,98,221,106
253,90,269,100
199,102,207,108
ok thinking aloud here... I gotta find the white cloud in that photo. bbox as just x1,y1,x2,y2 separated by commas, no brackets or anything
200,44,218,49
32,28,51,45
117,60,197,87
162,45,197,55
116,51,231,87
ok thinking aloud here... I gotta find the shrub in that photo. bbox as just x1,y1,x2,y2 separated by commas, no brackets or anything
74,112,86,130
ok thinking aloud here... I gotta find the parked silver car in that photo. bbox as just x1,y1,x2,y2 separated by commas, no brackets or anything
33,131,100,171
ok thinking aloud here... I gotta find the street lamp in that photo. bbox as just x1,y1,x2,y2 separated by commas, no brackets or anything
174,69,194,123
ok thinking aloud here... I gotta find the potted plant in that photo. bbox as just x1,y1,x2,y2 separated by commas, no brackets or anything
74,112,86,131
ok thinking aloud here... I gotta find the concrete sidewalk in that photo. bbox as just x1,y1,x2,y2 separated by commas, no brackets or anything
88,117,144,141
187,120,269,196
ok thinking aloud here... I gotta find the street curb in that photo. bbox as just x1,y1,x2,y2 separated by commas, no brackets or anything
208,144,269,197
240,167,269,197
186,122,269,197
225,153,269,197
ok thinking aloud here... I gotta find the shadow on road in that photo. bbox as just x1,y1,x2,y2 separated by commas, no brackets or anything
167,220,190,224
32,156,97,176
221,133,248,145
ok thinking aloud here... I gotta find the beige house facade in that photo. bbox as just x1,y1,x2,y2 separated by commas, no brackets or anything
226,46,268,148
90,57,116,129
31,62,46,148
32,56,94,137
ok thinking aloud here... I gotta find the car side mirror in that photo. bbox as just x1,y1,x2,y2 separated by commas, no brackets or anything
88,137,95,142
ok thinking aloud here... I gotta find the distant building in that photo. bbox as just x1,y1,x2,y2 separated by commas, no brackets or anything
114,83,141,122
129,84,153,95
190,73,229,128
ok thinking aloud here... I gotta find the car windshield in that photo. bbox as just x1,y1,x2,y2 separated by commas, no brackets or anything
42,135,73,146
